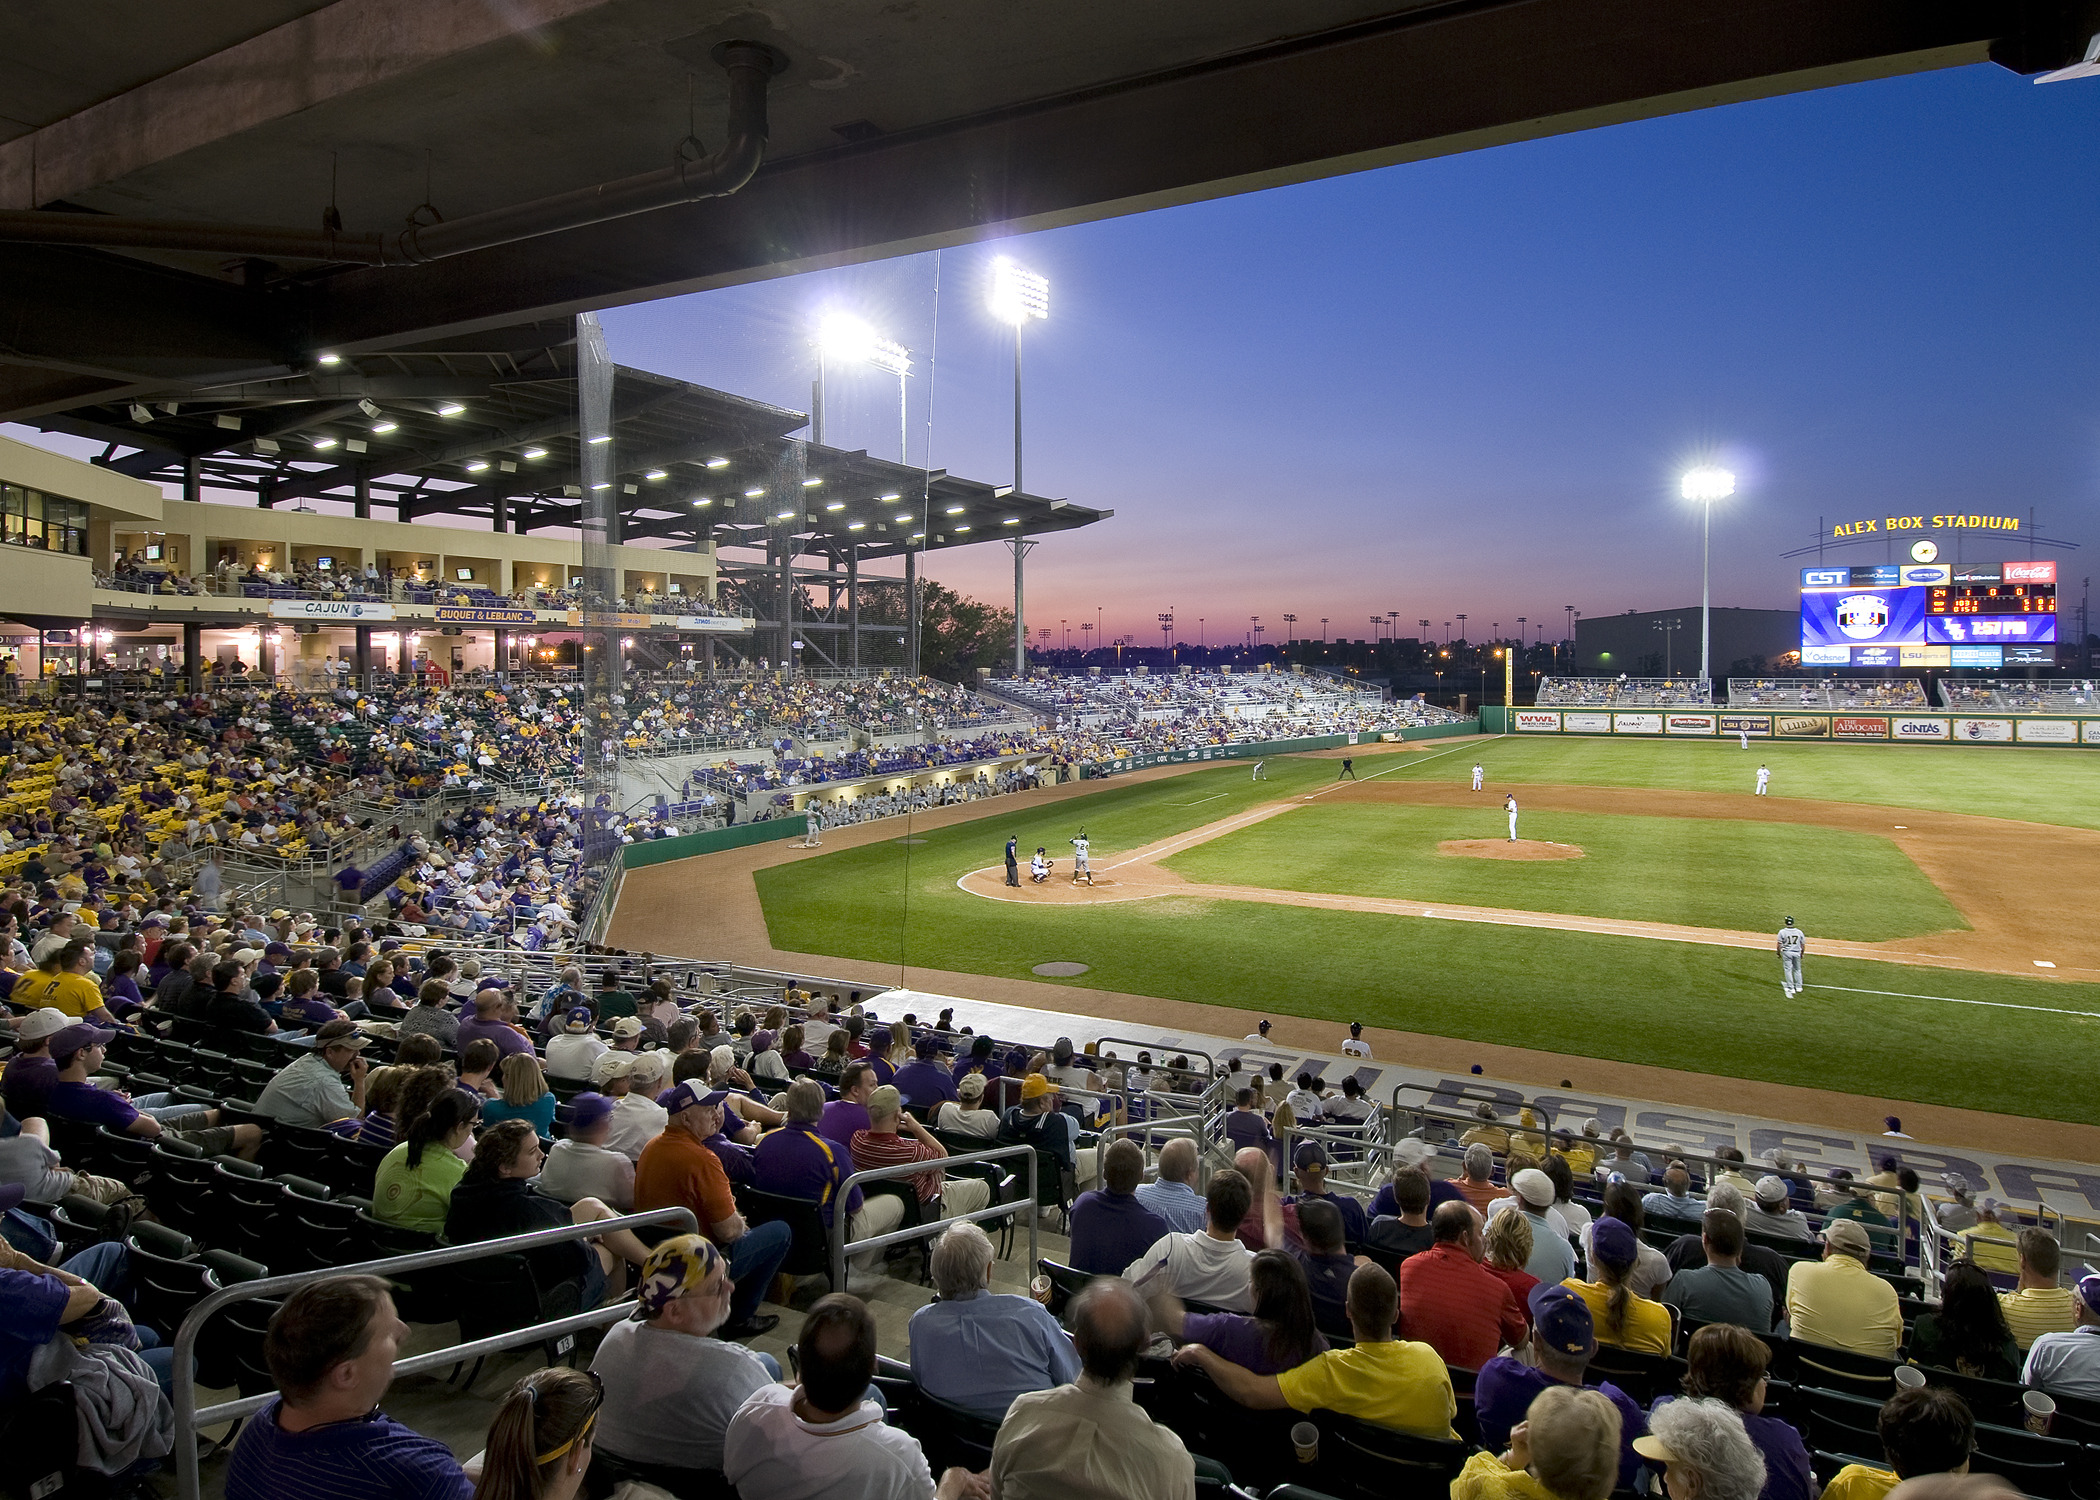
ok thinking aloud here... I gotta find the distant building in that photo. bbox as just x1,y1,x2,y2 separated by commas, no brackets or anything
1574,607,1799,680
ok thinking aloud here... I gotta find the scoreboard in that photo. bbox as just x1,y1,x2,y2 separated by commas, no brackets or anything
1801,561,2056,668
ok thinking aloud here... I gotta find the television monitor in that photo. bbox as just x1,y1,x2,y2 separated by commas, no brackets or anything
315,557,332,570
456,567,474,581
144,544,161,561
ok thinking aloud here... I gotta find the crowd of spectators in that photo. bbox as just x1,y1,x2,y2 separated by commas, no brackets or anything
1727,680,1931,710
1533,677,1715,707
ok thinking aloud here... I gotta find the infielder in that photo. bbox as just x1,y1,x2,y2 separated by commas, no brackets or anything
801,801,823,848
1471,763,1484,791
1337,757,1356,780
1504,793,1519,842
1251,759,1268,781
1755,763,1770,796
1069,831,1094,885
1777,916,1806,996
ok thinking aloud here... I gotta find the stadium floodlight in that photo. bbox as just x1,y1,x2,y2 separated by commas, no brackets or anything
812,312,911,465
987,256,1052,676
1680,466,1736,683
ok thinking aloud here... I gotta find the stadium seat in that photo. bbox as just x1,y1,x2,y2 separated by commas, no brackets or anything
0,1382,109,1500
1784,1338,1899,1398
1586,1346,1678,1405
1798,1385,1888,1464
586,1449,732,1500
1308,1410,1472,1500
1966,1421,2081,1500
1035,1256,1093,1320
739,1187,835,1298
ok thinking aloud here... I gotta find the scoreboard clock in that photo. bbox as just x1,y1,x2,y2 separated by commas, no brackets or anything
1926,584,2057,617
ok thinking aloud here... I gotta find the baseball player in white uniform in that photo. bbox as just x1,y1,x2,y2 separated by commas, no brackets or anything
1251,759,1267,781
802,801,823,848
1341,1021,1372,1059
1030,847,1050,883
1504,793,1519,842
1069,832,1093,885
1471,763,1485,791
1755,764,1771,796
1777,916,1806,996
1739,728,1750,750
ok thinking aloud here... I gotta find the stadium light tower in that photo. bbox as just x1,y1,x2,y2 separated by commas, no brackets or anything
1282,612,1297,645
1159,610,1175,657
990,257,1050,679
1455,613,1467,643
1680,466,1736,684
812,313,911,459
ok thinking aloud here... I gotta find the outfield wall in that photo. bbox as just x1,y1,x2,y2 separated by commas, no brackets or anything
1481,705,2100,746
1081,718,1479,777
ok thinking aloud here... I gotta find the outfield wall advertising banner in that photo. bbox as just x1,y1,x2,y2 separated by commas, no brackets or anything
1776,715,1829,738
1832,716,1889,739
1563,712,1611,734
1893,718,1950,740
1718,714,1770,737
2015,719,2078,743
1954,718,2013,742
1612,713,1663,735
1665,714,1717,736
1515,712,1562,732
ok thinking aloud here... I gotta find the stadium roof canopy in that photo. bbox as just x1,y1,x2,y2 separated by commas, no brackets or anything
24,321,1107,563
0,2,2091,423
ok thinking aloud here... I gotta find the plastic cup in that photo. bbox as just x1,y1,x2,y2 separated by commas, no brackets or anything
1030,1274,1051,1303
2023,1389,2055,1435
1892,1365,1926,1390
1291,1422,1320,1464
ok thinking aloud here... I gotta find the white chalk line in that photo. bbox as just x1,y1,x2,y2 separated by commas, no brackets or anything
1806,983,2100,1020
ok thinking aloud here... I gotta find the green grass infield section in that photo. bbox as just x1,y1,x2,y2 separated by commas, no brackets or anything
747,750,2100,1122
1160,803,1964,941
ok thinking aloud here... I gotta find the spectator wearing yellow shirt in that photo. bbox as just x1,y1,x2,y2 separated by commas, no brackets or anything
1554,1125,1599,1180
1452,1385,1623,1500
1562,1218,1673,1357
10,940,119,1027
1169,1262,1457,1440
1460,1101,1513,1156
1999,1228,2078,1352
1954,1199,2021,1275
1784,1220,1903,1359
1817,1386,1975,1500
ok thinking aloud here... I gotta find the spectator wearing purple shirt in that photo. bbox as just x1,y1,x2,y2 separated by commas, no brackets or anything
755,1082,863,1228
455,989,532,1061
894,1036,960,1113
1368,1139,1465,1217
1069,1140,1171,1275
1222,1088,1277,1162
705,1130,756,1186
1156,1248,1328,1376
1476,1284,1648,1491
818,1061,877,1153
952,1035,1002,1085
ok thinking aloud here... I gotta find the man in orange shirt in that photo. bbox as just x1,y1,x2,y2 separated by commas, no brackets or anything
1449,1143,1503,1212
634,1082,790,1337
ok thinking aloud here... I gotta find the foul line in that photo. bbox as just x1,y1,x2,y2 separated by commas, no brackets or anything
1303,739,1477,799
1807,983,2100,1020
1170,792,1230,807
1111,800,1302,868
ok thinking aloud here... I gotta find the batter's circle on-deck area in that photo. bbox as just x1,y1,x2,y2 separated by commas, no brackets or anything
1032,962,1091,977
1438,839,1586,862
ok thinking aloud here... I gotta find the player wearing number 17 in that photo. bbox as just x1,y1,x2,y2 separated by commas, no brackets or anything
1777,917,1806,997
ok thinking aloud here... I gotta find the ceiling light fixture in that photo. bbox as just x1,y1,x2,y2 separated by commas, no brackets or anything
944,505,965,515
693,497,713,508
894,513,912,523
522,447,547,460
824,501,845,512
316,352,342,367
1002,517,1020,525
775,508,796,519
802,477,823,487
848,521,866,531
706,456,730,468
312,436,339,450
357,399,380,418
880,492,901,501
644,469,667,481
128,404,152,423
590,481,612,491
587,434,611,445
436,402,466,417
745,488,765,498
465,459,490,473
371,421,397,435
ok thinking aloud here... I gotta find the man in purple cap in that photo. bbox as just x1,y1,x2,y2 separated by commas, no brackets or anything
1475,1283,1647,1488
544,1004,608,1081
2023,1272,2100,1402
894,1033,960,1114
46,1023,262,1160
537,1092,633,1211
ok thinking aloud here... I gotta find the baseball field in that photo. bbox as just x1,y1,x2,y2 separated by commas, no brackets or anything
742,736,2100,1123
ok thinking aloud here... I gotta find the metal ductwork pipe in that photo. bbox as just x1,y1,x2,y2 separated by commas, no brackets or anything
0,41,783,268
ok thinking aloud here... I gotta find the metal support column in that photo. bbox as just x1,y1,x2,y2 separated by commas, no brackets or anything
353,465,371,520
904,547,919,677
256,475,273,509
259,627,277,681
1007,538,1036,678
182,622,202,693
493,628,509,676
354,625,372,688
182,458,201,507
847,547,860,669
492,495,508,534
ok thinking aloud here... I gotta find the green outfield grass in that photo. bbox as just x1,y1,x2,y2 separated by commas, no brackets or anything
1160,803,1965,940
1391,734,2100,829
749,740,2100,1121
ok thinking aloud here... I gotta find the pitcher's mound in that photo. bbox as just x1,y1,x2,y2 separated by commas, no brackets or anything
1439,839,1585,862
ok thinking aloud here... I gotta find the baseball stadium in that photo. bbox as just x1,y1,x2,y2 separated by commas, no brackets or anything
6,7,2100,1500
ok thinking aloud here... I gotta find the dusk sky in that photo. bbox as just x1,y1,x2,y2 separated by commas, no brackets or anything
602,60,2100,650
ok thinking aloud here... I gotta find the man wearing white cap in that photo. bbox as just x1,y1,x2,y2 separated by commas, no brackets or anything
1487,1168,1578,1285
603,1051,671,1161
1746,1175,1814,1241
1,1007,73,1119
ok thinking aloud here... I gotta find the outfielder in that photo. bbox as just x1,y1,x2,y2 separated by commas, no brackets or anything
1739,728,1750,750
1471,763,1484,791
1504,793,1519,842
1069,831,1094,885
801,801,823,848
1755,763,1771,796
1251,759,1268,781
1777,916,1806,996
1337,757,1356,780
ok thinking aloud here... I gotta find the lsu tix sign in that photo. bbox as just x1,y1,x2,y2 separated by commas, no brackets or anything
2015,719,2078,744
1832,717,1888,740
1612,713,1663,735
1563,712,1610,734
1893,718,1950,741
1515,712,1561,732
1776,715,1829,738
1665,714,1717,736
1954,718,2012,742
1719,714,1770,737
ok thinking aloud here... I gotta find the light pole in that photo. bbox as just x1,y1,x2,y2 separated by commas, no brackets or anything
1081,621,1092,656
1320,618,1328,644
1652,616,1684,675
1370,616,1384,644
1455,614,1467,645
989,256,1050,678
1159,610,1175,659
1252,617,1265,653
1061,618,1068,652
1282,613,1297,646
1681,467,1736,685
813,312,910,459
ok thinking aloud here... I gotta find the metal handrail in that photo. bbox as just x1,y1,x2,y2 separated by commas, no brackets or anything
827,1143,1040,1293
1091,1113,1210,1193
170,1205,698,1500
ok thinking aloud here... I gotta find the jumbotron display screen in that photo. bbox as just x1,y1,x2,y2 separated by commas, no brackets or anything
1800,561,2055,667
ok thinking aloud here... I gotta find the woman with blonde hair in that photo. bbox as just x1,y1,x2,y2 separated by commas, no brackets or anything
471,1365,601,1500
1484,1205,1541,1311
481,1051,556,1139
1454,1384,1625,1500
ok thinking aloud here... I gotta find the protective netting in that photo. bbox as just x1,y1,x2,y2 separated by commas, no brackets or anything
576,312,621,783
